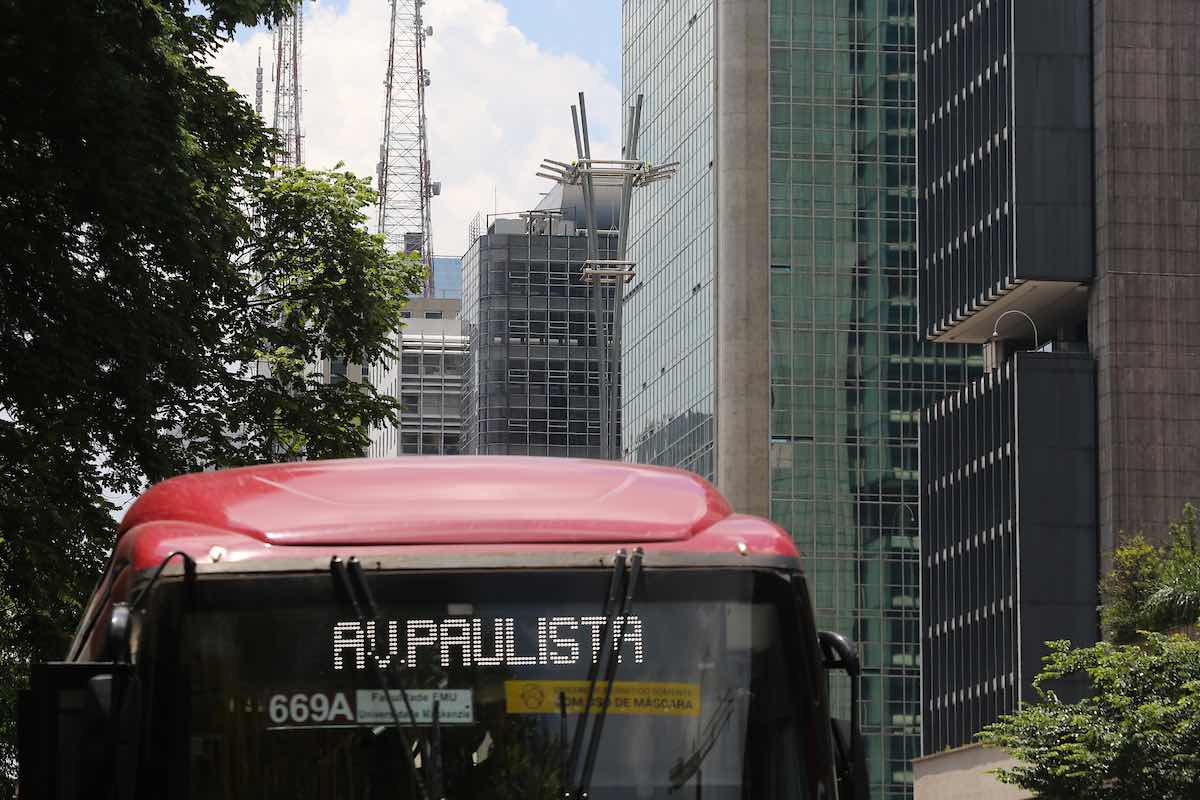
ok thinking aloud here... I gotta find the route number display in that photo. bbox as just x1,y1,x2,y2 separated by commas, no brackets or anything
264,689,474,729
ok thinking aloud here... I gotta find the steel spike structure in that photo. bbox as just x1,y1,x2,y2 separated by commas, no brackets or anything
272,9,303,167
537,93,677,460
377,0,434,295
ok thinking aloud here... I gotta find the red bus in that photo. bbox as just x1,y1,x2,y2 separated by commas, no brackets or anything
19,457,866,800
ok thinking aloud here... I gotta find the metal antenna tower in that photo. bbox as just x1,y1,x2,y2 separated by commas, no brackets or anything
272,9,303,166
377,0,436,295
537,93,677,460
255,47,264,116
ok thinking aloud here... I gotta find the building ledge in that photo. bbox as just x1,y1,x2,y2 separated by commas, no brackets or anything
929,280,1088,344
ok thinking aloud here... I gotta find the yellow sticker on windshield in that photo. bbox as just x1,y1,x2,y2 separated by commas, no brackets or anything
504,680,701,717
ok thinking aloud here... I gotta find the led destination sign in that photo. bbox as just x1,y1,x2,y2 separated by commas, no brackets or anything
332,615,646,670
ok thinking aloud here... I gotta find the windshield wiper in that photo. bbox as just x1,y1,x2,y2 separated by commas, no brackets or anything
429,698,445,800
563,547,644,800
667,688,745,790
331,556,432,800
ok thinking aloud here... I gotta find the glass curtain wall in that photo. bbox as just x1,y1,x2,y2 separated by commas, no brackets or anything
766,1,978,798
621,0,716,478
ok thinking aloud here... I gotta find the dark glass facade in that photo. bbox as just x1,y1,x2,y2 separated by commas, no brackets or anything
917,0,1092,343
460,215,617,457
917,0,1014,336
920,351,1097,751
767,3,978,796
912,0,1200,789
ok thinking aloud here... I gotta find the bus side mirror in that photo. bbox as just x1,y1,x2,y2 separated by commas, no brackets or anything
819,631,868,800
18,662,140,800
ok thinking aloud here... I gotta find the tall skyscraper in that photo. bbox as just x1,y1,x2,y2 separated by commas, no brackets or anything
621,2,978,797
913,1,1200,795
622,0,717,478
460,185,623,457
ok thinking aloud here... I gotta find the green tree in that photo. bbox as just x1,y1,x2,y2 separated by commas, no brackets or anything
1144,505,1200,632
1102,504,1200,643
979,636,1200,799
0,0,421,783
1100,535,1166,643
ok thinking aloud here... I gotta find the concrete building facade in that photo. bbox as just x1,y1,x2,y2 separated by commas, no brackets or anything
1089,0,1200,560
622,2,978,797
368,297,467,457
915,0,1200,790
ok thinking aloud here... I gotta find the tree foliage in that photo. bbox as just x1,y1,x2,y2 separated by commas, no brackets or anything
1102,504,1200,643
0,0,421,783
979,636,1200,799
980,506,1200,798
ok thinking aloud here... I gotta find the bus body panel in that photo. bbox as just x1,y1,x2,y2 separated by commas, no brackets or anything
118,457,741,549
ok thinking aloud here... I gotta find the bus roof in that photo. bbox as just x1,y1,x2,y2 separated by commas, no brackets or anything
117,457,800,568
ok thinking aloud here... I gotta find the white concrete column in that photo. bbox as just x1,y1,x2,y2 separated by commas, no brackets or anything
715,0,771,517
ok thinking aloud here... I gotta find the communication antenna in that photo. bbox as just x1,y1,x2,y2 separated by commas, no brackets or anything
272,8,303,166
377,0,436,295
255,47,264,116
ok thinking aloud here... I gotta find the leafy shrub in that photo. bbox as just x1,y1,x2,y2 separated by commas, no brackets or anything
1102,503,1200,643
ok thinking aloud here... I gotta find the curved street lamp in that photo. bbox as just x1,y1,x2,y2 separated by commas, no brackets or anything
990,309,1039,348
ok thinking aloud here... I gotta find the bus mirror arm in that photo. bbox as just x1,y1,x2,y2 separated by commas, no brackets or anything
818,631,868,800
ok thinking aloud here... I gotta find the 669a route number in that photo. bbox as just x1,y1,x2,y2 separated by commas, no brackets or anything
267,692,354,726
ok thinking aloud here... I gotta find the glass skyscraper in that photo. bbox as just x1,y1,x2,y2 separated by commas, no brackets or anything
621,0,715,478
622,2,979,797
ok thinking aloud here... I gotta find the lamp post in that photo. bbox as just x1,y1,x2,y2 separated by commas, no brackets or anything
990,309,1039,348
986,309,1040,372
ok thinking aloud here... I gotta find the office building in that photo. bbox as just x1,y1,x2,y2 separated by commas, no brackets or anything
621,0,717,477
914,1,1200,795
368,296,467,457
460,184,622,457
622,2,978,797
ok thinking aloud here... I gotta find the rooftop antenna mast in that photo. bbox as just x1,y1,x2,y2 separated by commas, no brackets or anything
377,0,437,296
255,47,264,116
271,6,303,166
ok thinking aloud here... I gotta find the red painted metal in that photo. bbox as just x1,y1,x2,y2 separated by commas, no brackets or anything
115,457,799,572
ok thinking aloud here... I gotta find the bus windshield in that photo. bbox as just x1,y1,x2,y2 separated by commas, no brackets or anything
139,567,826,800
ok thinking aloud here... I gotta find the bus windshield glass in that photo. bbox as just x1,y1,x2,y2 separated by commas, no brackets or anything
141,568,824,800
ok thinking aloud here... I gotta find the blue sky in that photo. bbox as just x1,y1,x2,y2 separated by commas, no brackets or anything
218,0,623,255
253,0,621,82
503,0,620,82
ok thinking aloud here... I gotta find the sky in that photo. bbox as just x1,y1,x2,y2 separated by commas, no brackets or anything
212,0,622,257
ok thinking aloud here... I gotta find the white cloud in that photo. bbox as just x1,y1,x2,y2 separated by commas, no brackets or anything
211,0,620,257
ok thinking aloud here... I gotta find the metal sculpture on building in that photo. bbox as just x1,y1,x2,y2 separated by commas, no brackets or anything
537,93,677,459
